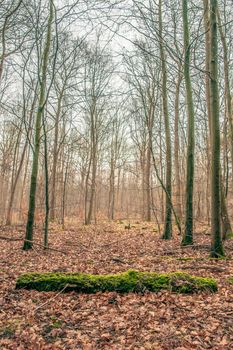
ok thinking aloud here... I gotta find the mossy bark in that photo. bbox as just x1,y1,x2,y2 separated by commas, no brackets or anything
16,270,217,294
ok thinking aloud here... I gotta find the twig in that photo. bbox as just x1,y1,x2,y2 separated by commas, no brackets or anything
0,235,67,254
23,239,67,254
111,257,127,264
34,284,68,312
0,235,22,241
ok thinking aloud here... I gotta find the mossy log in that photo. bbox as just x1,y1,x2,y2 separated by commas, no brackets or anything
16,270,217,294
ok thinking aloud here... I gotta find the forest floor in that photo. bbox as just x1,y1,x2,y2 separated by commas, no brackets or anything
0,220,233,350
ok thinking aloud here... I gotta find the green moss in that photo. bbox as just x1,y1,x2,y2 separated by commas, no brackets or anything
158,256,174,260
16,270,217,294
208,256,228,261
0,326,15,338
52,321,62,328
0,320,21,338
50,317,63,328
228,277,233,284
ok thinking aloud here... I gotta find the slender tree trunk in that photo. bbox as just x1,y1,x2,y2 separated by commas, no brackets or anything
86,103,98,224
43,115,49,249
140,152,146,220
203,0,212,226
87,150,97,224
62,154,69,229
159,111,164,223
181,0,195,246
145,142,151,221
19,145,30,222
174,70,182,223
216,8,232,237
23,0,54,250
6,126,22,225
145,94,155,222
6,141,27,225
209,0,224,257
159,0,172,239
108,153,115,220
50,90,64,221
220,174,231,240
6,91,36,225
217,9,233,190
84,155,91,225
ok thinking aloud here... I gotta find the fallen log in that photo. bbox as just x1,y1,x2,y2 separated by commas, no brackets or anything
16,270,217,294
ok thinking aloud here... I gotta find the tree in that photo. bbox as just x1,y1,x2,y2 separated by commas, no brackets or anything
49,35,84,222
217,7,233,191
108,112,125,220
0,0,23,82
209,0,224,258
5,53,38,226
23,0,54,250
158,0,172,239
82,43,113,224
123,43,157,222
181,0,195,246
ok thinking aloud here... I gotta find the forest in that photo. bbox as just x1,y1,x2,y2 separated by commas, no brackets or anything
0,0,233,349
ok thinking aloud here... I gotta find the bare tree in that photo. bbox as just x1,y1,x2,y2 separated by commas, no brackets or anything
23,0,54,250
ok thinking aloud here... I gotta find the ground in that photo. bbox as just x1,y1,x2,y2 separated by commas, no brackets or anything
0,221,233,349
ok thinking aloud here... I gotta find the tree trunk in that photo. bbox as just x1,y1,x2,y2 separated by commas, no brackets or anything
159,0,172,239
181,0,195,246
145,142,151,222
50,89,64,221
209,0,224,257
87,149,97,224
217,8,233,190
108,151,115,220
174,70,182,223
220,174,232,240
43,115,49,249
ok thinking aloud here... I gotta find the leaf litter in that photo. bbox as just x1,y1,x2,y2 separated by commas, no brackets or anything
0,221,233,349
